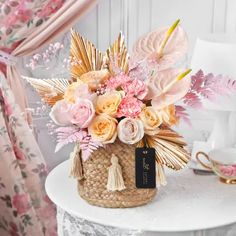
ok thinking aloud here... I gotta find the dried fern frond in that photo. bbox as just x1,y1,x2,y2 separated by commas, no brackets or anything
137,128,190,170
22,76,70,106
106,32,129,75
70,29,105,80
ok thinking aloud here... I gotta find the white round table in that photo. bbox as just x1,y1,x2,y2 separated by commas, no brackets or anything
45,160,236,235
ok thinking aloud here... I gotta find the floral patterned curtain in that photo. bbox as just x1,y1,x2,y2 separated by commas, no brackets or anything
0,0,65,47
0,72,57,236
0,1,65,235
0,0,97,235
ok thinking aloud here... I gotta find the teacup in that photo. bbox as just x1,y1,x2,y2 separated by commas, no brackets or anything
196,148,236,184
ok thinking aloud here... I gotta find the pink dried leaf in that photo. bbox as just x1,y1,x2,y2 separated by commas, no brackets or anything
80,149,91,162
54,142,67,153
54,126,85,152
175,105,191,126
80,137,103,161
191,70,205,91
183,92,202,108
183,70,236,108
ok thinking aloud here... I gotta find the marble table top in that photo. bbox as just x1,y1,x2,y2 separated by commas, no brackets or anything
45,160,236,233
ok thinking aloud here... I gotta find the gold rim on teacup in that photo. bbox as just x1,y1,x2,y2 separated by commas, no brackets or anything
196,148,236,184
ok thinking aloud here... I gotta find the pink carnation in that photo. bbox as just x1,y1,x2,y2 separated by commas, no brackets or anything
106,73,148,100
117,96,143,118
106,73,130,90
122,78,148,100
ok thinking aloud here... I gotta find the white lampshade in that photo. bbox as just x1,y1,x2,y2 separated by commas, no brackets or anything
191,35,236,111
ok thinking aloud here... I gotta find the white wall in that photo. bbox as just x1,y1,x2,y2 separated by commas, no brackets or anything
23,0,236,169
76,0,236,52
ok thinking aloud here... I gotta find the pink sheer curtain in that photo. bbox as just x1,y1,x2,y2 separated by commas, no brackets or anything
0,0,97,235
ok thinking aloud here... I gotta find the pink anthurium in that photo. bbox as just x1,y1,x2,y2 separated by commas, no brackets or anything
132,24,188,71
146,68,191,109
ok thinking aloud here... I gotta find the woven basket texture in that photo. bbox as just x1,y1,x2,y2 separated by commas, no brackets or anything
78,140,157,208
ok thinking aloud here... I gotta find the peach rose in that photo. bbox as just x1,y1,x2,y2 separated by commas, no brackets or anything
80,69,110,91
139,106,162,135
96,91,123,117
88,114,117,144
49,99,72,126
68,98,95,128
63,80,83,103
117,118,144,144
159,105,179,126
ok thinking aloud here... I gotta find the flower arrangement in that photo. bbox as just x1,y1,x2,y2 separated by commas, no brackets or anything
24,19,236,190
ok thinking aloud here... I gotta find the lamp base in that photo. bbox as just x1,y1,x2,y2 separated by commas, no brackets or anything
207,111,231,149
191,110,232,170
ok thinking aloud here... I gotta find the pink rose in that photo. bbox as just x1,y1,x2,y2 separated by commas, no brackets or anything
117,96,143,118
49,100,72,126
122,78,148,100
12,194,31,214
68,98,95,128
220,165,236,177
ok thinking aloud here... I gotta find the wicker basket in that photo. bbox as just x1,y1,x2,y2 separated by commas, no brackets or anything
77,140,157,208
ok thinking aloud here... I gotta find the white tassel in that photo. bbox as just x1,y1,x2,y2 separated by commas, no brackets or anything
156,163,167,187
107,154,126,191
69,144,84,180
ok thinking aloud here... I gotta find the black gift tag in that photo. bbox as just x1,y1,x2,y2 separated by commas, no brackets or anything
135,147,156,188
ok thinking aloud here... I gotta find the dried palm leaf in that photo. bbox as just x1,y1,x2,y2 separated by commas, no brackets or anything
106,32,129,75
156,163,167,186
70,29,105,80
22,76,70,106
137,128,190,170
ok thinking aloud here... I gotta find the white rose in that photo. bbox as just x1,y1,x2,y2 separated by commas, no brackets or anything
117,118,144,144
49,100,71,126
